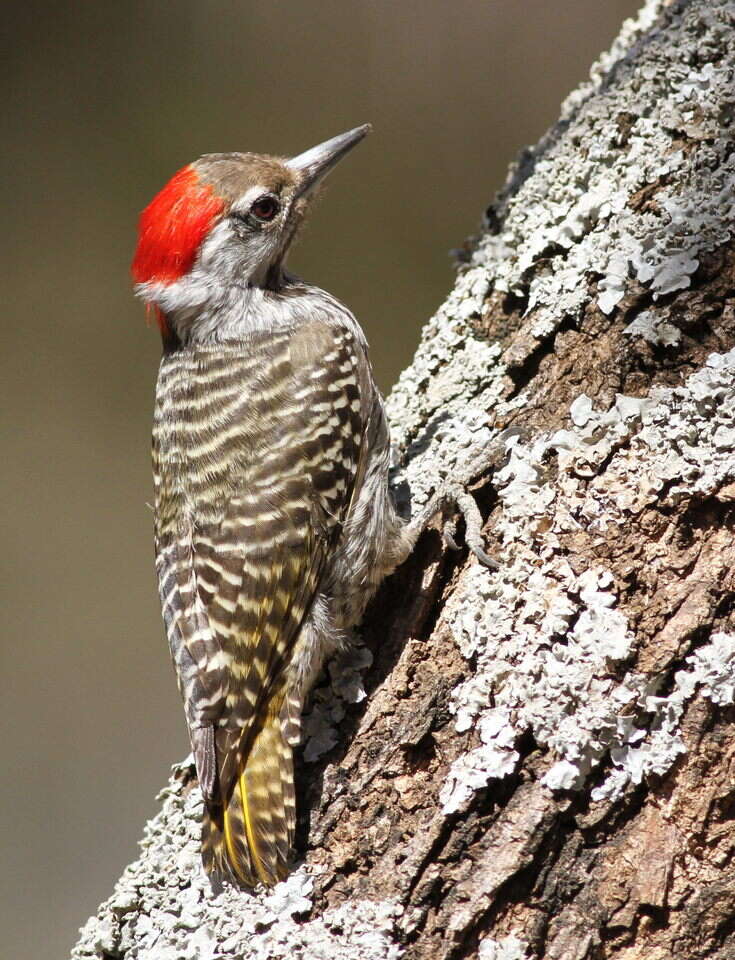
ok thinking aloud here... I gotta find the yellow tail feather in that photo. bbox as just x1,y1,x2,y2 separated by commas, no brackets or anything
201,718,295,888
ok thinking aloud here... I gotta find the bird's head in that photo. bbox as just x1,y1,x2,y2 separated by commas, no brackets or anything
131,124,371,336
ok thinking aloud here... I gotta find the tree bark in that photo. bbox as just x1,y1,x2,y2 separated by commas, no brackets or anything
73,1,735,957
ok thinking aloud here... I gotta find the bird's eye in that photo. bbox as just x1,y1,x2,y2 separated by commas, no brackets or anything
250,195,280,222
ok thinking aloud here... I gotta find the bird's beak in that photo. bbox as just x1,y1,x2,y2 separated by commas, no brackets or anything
287,124,372,199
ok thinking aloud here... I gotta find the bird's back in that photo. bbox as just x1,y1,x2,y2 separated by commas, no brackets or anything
152,315,375,885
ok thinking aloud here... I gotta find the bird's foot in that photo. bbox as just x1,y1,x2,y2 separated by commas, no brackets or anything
412,480,498,570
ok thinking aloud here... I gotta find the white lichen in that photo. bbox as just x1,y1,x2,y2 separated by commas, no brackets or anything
390,1,735,515
582,348,735,524
681,632,735,706
440,707,520,815
301,642,372,762
623,309,682,347
438,349,735,809
592,631,735,801
479,934,530,960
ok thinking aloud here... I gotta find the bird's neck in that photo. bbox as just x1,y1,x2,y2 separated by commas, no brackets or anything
157,271,362,348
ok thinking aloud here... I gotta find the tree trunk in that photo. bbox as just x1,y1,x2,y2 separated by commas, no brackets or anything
73,1,735,957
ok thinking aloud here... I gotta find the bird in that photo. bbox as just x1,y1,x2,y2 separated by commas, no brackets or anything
131,125,491,888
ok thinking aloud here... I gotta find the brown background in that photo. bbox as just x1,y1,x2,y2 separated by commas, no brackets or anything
1,2,637,957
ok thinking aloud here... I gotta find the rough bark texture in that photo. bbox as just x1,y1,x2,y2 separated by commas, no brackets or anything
73,1,735,957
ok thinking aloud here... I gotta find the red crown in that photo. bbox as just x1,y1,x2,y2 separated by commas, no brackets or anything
132,165,225,287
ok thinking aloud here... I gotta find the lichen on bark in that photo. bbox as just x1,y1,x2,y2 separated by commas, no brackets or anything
73,1,735,957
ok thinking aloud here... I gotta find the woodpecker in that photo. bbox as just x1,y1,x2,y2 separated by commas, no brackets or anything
132,125,490,888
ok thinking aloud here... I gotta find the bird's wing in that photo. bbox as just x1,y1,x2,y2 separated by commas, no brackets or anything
154,319,367,803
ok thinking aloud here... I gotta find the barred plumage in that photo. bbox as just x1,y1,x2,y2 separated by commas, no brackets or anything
136,128,416,887
153,308,411,886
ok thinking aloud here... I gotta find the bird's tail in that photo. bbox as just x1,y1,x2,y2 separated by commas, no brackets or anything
201,718,295,888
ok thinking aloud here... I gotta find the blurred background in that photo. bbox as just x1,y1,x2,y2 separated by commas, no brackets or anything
2,1,638,956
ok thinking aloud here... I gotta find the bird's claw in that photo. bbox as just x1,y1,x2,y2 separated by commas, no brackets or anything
443,517,461,552
421,481,499,570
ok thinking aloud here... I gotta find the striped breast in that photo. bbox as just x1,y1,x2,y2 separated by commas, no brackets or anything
152,319,365,797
